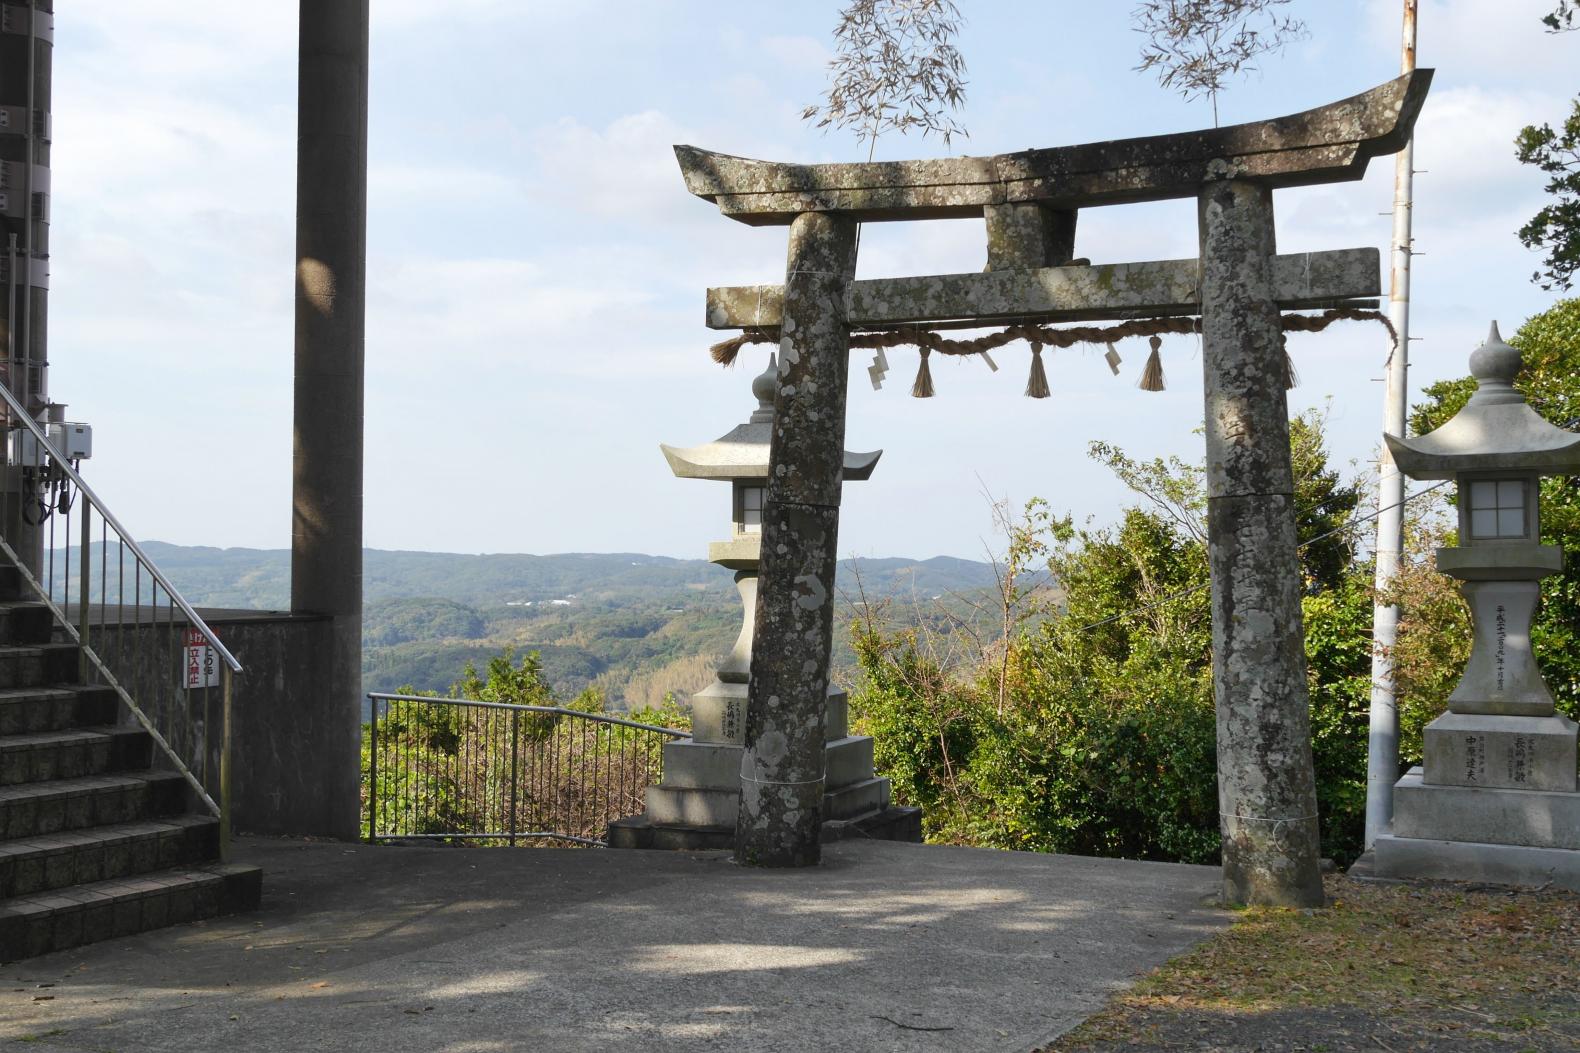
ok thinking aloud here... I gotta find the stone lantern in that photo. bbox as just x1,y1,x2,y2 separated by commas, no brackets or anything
608,356,918,850
1375,323,1580,889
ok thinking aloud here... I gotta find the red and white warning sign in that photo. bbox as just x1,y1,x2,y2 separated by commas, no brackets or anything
184,628,220,689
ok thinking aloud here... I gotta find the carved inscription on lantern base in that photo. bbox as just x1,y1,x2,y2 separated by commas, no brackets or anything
1422,711,1578,793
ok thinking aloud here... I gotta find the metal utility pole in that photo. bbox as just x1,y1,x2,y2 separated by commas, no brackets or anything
1365,0,1418,850
290,0,368,840
0,0,52,573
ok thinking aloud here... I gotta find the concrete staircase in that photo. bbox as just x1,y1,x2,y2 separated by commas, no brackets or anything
0,566,259,961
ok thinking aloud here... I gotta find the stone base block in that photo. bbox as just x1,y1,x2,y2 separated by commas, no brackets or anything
691,683,850,745
647,763,891,827
690,682,747,746
1392,769,1580,850
659,736,876,794
645,785,737,828
1423,712,1577,792
826,688,848,741
608,806,923,851
658,740,741,790
605,815,734,852
825,736,873,788
1373,833,1580,893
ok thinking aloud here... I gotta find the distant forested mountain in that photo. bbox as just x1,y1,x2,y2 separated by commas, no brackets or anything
139,543,999,709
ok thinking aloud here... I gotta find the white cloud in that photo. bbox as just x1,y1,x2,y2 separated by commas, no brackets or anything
1365,0,1577,84
529,111,702,222
760,34,831,72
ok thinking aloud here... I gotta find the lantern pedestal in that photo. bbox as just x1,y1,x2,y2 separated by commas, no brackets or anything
609,355,921,850
1373,324,1580,891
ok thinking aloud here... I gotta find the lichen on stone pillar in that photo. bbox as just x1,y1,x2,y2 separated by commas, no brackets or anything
1197,178,1325,908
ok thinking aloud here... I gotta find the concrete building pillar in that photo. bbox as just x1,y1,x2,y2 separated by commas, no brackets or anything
0,0,52,573
1196,179,1324,907
286,0,368,840
735,211,858,867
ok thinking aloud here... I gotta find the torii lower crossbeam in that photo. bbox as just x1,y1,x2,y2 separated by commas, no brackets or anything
705,249,1380,331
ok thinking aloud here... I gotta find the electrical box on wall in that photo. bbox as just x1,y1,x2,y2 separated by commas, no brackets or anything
47,422,92,460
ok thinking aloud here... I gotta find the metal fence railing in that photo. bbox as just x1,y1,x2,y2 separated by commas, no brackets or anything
0,387,240,853
364,693,685,846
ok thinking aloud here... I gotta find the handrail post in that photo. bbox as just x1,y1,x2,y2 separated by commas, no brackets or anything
78,497,91,682
367,694,378,843
508,708,519,847
220,664,233,862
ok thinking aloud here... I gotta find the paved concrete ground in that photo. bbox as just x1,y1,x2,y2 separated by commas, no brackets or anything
1,836,1227,1053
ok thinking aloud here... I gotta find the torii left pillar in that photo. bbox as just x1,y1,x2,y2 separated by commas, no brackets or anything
286,0,367,840
735,211,858,866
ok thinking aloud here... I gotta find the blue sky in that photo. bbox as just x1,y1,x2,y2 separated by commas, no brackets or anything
44,1,1576,561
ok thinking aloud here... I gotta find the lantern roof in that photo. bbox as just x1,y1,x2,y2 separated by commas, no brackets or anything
661,354,882,481
1385,322,1580,481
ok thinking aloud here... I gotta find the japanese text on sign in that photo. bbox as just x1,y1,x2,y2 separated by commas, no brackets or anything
184,628,220,689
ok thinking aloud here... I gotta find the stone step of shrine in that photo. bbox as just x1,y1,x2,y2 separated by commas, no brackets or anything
643,785,736,829
1372,768,1580,893
659,735,874,791
607,804,924,852
1390,770,1580,852
822,776,892,822
637,772,894,832
0,725,152,785
0,862,260,960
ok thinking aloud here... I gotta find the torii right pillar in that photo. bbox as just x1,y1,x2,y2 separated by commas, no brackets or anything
1198,179,1324,907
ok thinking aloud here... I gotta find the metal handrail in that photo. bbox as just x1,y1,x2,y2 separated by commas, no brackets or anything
0,381,240,671
0,382,242,850
369,692,688,737
0,531,230,818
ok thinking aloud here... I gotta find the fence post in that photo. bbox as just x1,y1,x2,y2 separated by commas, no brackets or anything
508,708,519,846
220,664,233,862
366,695,378,843
78,499,91,681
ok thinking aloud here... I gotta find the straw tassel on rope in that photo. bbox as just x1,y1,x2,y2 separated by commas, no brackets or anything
1281,334,1300,390
1139,335,1166,392
1024,342,1050,398
911,347,935,398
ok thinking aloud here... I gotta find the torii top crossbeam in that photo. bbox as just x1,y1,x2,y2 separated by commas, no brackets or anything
680,72,1431,334
676,71,1431,225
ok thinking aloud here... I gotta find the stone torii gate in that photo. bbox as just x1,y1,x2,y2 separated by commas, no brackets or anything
676,71,1431,906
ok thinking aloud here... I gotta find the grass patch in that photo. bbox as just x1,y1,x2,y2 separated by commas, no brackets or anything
1044,874,1580,1051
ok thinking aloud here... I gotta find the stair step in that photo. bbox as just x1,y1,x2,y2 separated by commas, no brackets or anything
823,776,892,821
0,815,218,898
0,644,79,689
0,602,54,645
0,770,186,839
0,861,262,961
0,726,151,785
0,685,117,735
